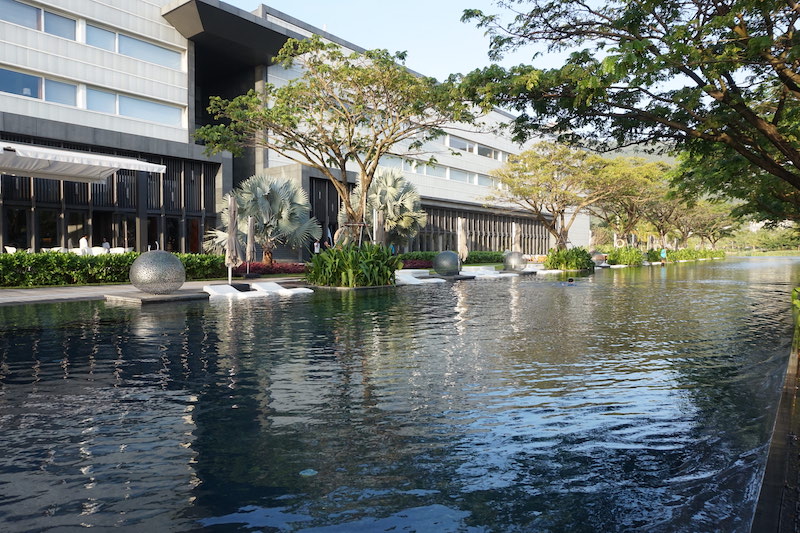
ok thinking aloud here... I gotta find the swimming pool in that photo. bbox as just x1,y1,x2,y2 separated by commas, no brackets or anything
0,257,795,532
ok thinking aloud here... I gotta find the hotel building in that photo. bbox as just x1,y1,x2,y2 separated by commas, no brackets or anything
0,0,590,256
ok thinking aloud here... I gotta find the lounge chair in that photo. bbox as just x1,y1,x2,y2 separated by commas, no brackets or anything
395,270,446,285
459,266,517,279
251,281,313,295
203,284,267,298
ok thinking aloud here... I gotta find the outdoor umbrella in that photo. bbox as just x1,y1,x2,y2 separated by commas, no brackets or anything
245,215,256,275
225,195,244,285
457,217,469,262
372,209,386,247
512,222,521,253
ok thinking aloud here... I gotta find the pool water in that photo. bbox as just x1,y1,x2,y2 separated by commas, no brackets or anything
0,257,797,532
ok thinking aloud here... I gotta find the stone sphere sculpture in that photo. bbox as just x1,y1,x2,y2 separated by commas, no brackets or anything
433,250,460,276
504,251,526,272
129,250,186,294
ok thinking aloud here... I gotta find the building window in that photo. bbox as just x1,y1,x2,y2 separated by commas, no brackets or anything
477,144,503,160
44,79,76,105
0,67,40,98
379,155,403,169
0,0,39,30
87,88,182,126
477,174,494,187
118,35,181,69
450,168,474,183
87,24,181,70
86,24,116,51
425,164,447,178
119,95,182,126
1,0,76,40
43,11,75,39
449,136,475,153
87,87,116,113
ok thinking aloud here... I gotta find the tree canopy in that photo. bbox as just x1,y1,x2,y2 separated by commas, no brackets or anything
487,141,634,248
460,0,800,195
588,157,671,244
196,35,473,232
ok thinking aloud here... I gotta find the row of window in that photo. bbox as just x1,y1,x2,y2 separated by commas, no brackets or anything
1,0,182,70
448,135,507,161
0,66,183,127
380,155,498,188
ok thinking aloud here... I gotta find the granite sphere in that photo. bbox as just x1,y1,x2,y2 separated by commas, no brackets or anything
504,251,526,272
129,250,186,294
433,250,460,276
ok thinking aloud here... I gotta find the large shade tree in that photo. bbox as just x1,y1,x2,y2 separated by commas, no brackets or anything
671,145,800,226
204,175,321,265
588,157,671,246
460,0,800,199
487,141,630,249
196,35,473,237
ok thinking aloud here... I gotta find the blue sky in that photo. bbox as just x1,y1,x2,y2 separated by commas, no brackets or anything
225,0,550,81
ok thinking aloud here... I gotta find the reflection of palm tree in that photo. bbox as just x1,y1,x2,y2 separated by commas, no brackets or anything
339,168,427,246
204,175,322,265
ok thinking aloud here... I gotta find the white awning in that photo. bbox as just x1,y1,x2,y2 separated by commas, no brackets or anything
0,142,166,183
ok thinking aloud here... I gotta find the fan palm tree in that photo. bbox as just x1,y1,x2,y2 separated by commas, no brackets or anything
339,167,427,247
204,175,321,265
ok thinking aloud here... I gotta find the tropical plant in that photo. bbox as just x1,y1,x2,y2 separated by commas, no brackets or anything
196,35,473,234
305,244,402,287
204,175,321,266
543,247,595,270
339,167,427,247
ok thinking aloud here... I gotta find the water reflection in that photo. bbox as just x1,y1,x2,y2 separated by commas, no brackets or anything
0,257,796,532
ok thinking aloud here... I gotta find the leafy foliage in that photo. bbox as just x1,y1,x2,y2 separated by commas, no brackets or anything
460,0,800,200
196,35,473,230
606,246,644,266
339,167,427,246
543,247,595,270
0,252,227,287
667,249,725,261
487,142,629,248
305,244,402,287
204,175,321,265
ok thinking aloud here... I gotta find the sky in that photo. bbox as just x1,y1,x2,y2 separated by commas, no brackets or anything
225,0,550,81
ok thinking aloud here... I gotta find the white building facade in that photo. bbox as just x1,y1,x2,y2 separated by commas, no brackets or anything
0,0,590,255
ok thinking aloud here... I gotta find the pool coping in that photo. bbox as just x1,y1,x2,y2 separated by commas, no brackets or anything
751,328,800,532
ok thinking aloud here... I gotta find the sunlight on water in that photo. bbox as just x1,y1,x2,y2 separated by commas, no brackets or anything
0,257,797,532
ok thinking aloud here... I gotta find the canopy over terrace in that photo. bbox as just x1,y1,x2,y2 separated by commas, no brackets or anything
0,142,166,183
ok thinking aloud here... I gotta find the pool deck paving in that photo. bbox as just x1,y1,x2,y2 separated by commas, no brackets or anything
0,278,303,306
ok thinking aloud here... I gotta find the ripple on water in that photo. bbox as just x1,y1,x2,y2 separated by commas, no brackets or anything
0,258,795,532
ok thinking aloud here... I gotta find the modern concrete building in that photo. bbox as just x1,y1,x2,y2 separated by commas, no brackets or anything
0,0,590,256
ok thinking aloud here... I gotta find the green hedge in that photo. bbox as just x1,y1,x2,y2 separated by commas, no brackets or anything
667,248,726,261
0,251,227,287
397,250,505,264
